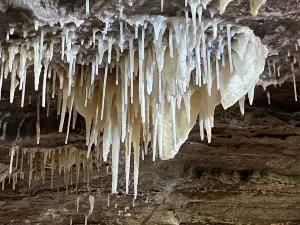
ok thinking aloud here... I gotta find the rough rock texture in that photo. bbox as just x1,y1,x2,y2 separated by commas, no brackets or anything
0,0,300,225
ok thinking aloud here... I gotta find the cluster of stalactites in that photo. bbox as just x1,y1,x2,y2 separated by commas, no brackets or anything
259,40,300,103
0,0,268,198
2,146,96,193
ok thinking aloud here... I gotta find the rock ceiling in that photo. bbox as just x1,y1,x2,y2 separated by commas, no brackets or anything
0,0,300,224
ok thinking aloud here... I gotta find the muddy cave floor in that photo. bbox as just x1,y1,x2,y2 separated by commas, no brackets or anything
0,82,299,225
